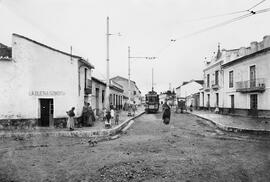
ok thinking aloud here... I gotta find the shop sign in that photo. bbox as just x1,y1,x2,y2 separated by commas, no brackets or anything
29,91,65,96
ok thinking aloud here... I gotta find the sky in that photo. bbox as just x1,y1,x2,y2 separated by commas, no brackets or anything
1,0,270,94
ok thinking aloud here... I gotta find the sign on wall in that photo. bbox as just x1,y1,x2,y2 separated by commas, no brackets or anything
29,91,65,96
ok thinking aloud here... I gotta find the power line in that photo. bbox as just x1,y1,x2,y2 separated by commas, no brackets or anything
248,0,266,10
187,0,267,22
154,6,270,57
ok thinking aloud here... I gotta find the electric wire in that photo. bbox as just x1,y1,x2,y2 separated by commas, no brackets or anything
155,7,270,57
248,0,266,10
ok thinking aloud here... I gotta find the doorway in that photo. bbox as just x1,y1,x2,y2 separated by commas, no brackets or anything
250,94,258,116
39,99,53,127
95,88,100,115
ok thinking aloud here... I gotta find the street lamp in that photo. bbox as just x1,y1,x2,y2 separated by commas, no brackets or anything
127,46,157,108
105,16,121,110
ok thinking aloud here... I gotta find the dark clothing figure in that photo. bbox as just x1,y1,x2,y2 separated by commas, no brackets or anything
82,105,89,126
105,111,111,128
190,104,193,112
162,103,171,125
115,111,119,125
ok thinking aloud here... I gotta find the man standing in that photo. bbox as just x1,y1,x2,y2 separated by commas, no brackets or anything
162,101,171,125
82,103,90,126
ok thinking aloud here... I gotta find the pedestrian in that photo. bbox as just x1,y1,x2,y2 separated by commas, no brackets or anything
110,107,115,123
87,105,94,127
115,109,119,125
132,103,136,116
190,104,193,112
105,110,111,128
82,103,89,126
162,102,171,125
103,107,107,121
66,107,75,131
215,106,219,114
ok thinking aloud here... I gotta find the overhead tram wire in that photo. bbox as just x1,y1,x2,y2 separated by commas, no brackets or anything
154,0,268,57
248,0,266,11
155,7,270,57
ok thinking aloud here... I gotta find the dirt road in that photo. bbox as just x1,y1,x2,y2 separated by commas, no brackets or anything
0,112,270,182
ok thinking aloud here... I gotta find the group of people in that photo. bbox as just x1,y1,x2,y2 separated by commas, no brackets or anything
66,103,96,131
104,104,120,129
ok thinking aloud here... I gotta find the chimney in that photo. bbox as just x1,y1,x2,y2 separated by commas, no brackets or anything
263,35,270,48
250,41,258,53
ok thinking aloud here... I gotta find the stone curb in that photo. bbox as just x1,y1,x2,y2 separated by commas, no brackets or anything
0,111,145,138
189,112,270,135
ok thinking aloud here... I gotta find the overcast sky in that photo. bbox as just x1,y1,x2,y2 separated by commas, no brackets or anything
1,0,270,94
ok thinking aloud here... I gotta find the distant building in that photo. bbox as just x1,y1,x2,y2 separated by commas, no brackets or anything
0,34,94,128
110,76,142,105
201,35,270,117
91,77,124,116
0,43,12,60
176,80,203,109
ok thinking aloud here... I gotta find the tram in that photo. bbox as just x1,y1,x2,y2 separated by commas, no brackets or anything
145,90,159,113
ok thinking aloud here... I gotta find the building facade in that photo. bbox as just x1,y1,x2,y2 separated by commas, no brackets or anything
0,34,94,128
200,46,224,111
110,76,142,105
91,77,124,116
201,35,270,117
176,80,203,109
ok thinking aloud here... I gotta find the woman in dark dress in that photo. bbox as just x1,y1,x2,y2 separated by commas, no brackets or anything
162,102,171,125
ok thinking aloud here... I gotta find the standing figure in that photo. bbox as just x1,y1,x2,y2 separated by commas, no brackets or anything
115,110,119,125
87,105,94,127
82,103,89,126
190,104,193,112
105,110,112,128
110,107,115,121
132,103,136,116
66,107,75,131
162,102,171,125
103,108,107,121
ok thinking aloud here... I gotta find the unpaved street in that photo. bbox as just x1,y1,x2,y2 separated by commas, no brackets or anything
1,112,270,182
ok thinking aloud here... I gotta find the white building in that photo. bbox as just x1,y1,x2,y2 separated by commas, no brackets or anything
0,34,94,128
110,76,142,105
91,77,124,116
176,80,203,108
201,35,270,117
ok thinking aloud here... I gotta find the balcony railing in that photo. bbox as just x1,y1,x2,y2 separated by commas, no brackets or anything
84,79,92,95
203,84,210,92
236,78,265,93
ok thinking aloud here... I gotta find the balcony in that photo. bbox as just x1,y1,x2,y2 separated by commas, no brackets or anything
211,83,219,90
84,79,92,95
204,84,210,92
236,78,266,93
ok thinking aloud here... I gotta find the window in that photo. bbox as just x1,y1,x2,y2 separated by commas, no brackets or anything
215,71,219,85
230,95,234,109
207,74,210,87
216,93,219,107
229,71,233,88
134,91,136,95
84,68,87,89
250,65,256,88
102,90,105,103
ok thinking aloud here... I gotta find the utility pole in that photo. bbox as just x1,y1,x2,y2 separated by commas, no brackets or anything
127,46,157,110
152,68,154,91
105,16,110,110
128,46,131,105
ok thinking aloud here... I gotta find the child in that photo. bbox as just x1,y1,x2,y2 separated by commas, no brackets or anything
110,107,115,121
103,108,107,121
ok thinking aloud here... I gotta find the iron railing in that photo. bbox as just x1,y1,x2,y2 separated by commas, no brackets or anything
236,78,265,93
